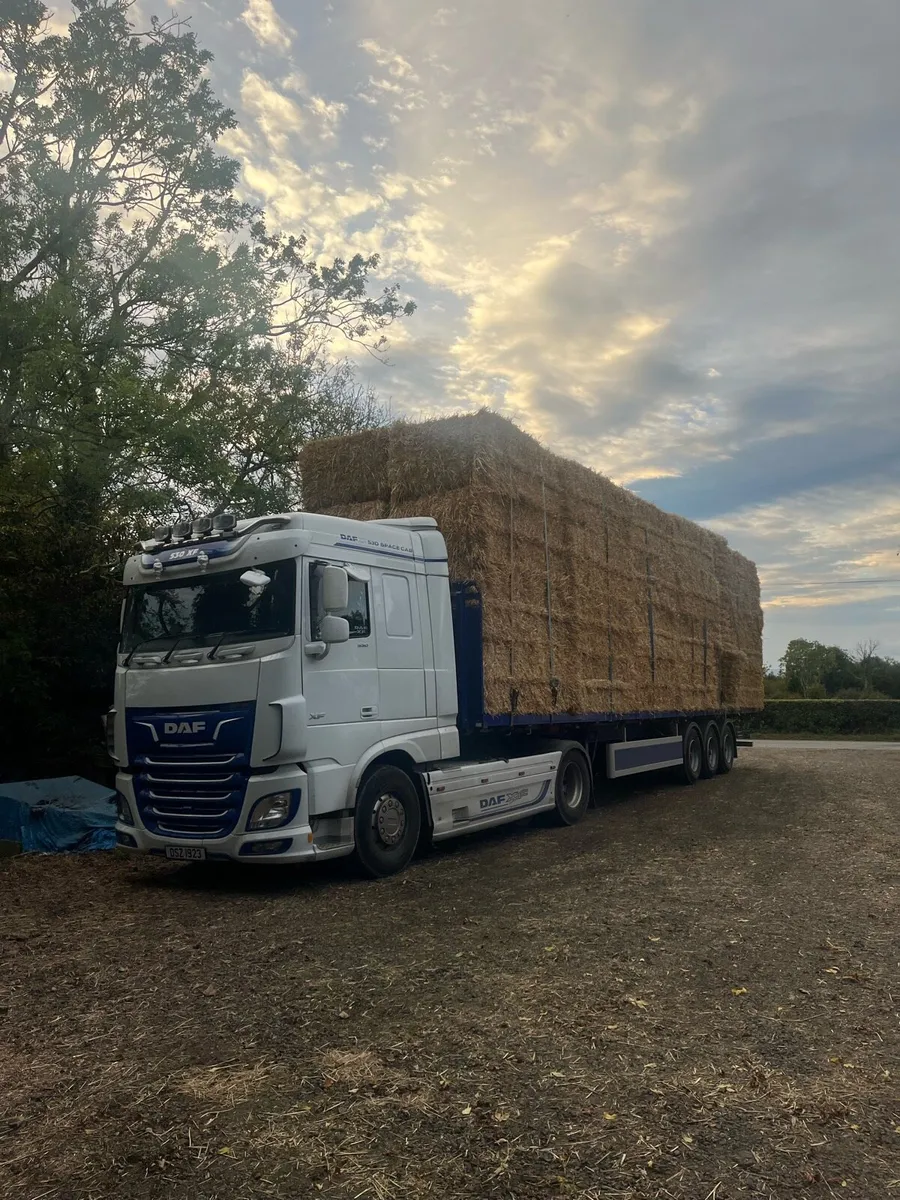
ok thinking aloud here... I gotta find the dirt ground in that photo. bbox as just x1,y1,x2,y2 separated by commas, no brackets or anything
1,747,898,1200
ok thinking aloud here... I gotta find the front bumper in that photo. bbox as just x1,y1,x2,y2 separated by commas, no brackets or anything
115,766,353,864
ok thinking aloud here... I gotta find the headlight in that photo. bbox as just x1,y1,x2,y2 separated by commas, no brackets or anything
115,792,134,826
247,790,297,831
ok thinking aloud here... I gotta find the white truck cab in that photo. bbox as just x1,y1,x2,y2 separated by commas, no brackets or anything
111,510,737,875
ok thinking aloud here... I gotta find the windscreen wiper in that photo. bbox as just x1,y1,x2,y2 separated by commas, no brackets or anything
161,636,191,665
208,629,231,661
208,628,261,660
124,637,176,667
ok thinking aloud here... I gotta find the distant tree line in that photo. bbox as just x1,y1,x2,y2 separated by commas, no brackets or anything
0,1,413,781
765,638,900,700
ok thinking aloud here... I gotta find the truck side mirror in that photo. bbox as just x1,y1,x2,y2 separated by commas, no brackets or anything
240,569,271,590
321,565,349,612
304,613,350,658
320,614,350,644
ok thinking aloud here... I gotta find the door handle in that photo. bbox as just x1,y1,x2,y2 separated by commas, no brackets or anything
360,706,378,718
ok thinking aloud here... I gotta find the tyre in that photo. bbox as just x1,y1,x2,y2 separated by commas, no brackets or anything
718,722,736,774
552,747,591,826
681,724,703,785
353,766,422,878
700,721,721,778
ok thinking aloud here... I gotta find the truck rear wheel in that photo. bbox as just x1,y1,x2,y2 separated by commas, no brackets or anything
700,721,721,778
681,724,703,785
353,766,422,878
553,748,591,826
719,722,736,774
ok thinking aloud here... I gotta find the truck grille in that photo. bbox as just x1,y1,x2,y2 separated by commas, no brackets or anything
135,755,248,838
126,701,256,840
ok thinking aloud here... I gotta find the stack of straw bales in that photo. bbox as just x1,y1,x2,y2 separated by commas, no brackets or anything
300,412,764,716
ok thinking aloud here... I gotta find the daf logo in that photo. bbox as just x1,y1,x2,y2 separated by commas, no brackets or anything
164,720,206,735
480,794,507,810
134,715,240,743
479,785,529,811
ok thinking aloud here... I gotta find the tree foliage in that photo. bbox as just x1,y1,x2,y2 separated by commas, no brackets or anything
1,0,412,503
774,638,900,701
0,0,412,779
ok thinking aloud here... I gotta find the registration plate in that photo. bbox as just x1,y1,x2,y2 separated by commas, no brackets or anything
165,846,206,861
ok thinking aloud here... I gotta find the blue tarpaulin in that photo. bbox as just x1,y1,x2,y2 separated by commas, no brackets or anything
0,776,117,853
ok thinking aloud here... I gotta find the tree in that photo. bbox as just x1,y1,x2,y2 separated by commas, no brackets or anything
821,645,858,696
779,639,868,698
780,639,830,697
0,0,411,498
763,661,790,699
0,0,413,779
852,639,880,693
154,351,389,520
871,656,900,700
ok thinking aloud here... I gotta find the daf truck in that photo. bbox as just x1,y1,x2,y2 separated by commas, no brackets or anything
110,511,742,876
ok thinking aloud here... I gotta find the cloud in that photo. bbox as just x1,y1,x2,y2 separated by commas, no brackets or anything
237,72,304,152
185,0,900,659
307,94,348,141
228,69,351,157
705,478,900,658
358,39,419,82
356,39,427,117
240,0,294,53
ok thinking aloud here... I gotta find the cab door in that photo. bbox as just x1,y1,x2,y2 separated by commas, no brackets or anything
301,560,380,763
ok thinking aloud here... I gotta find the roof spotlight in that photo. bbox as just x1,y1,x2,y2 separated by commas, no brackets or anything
172,520,191,541
192,516,213,536
152,524,171,542
212,512,237,533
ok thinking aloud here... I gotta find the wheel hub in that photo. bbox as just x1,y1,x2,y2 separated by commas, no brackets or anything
373,793,406,847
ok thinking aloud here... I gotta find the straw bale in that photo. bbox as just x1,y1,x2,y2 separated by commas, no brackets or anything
302,426,391,508
322,499,389,523
301,411,764,717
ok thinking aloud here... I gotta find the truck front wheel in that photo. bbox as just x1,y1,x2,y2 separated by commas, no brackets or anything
353,766,422,878
553,748,591,826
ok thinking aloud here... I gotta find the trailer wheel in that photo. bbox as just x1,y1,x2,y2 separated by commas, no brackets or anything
553,748,591,826
353,766,422,878
700,721,721,778
681,724,703,785
718,723,736,774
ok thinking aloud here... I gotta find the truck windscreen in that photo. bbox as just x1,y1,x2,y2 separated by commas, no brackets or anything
121,559,296,653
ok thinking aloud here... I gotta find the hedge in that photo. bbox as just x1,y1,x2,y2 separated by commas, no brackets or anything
744,699,900,737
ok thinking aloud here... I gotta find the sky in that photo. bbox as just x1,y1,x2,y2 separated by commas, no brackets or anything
60,0,900,664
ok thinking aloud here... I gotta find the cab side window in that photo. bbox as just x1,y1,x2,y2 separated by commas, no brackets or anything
383,573,413,637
